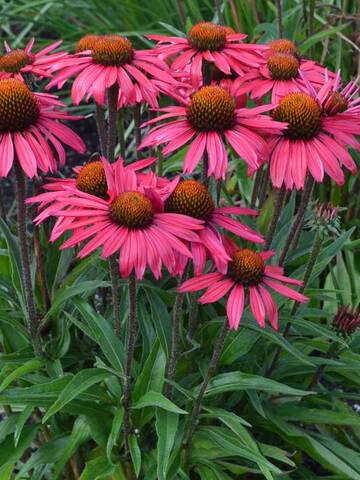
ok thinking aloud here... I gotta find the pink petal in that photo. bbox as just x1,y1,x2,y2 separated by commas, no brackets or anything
226,284,244,330
249,286,265,328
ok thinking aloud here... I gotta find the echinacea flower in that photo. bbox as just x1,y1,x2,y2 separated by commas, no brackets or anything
147,22,265,86
139,85,286,179
163,178,264,274
30,160,204,279
235,49,328,103
179,239,308,330
46,34,175,108
267,73,359,189
0,78,85,178
0,38,67,81
267,38,300,57
28,156,163,241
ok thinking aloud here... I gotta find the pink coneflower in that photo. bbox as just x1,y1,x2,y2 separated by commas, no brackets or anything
30,161,204,279
0,38,67,81
0,78,85,178
46,34,175,109
147,22,265,86
235,52,328,104
139,85,286,179
163,178,264,274
179,239,308,330
28,156,163,241
267,73,359,189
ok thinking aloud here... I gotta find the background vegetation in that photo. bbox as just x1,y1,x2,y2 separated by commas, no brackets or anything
0,0,359,479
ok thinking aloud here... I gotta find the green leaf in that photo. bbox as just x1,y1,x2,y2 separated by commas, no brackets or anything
79,456,114,480
53,417,91,479
73,298,125,373
195,371,313,397
300,23,350,53
14,405,33,447
0,425,38,470
43,280,108,321
156,409,179,480
132,391,187,414
0,359,43,392
106,407,124,465
270,414,360,479
0,218,25,313
43,368,110,422
132,341,166,403
15,436,69,479
275,405,360,427
129,434,141,477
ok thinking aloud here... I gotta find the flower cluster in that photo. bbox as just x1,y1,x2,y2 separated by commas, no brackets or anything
2,21,359,332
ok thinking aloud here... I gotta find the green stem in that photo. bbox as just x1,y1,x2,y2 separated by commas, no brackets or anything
279,176,314,266
265,187,286,247
250,169,263,208
185,321,228,465
123,272,137,457
165,288,185,399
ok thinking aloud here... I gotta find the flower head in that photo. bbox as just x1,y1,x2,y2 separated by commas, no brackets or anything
0,78,85,178
140,84,286,180
332,306,360,338
163,178,264,274
235,37,333,103
29,159,203,280
0,38,67,81
179,239,308,330
47,34,175,108
268,38,300,57
268,72,359,190
147,22,265,86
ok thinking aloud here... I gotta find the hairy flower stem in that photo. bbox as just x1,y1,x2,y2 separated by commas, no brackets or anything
31,184,51,313
95,104,107,156
104,93,122,335
0,185,6,221
250,169,263,208
165,288,185,399
266,230,323,377
107,85,119,162
279,176,314,266
202,152,209,186
185,321,228,465
258,168,270,208
133,103,142,159
187,296,198,341
117,109,126,159
123,272,137,457
14,161,40,352
109,256,121,335
265,187,286,247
